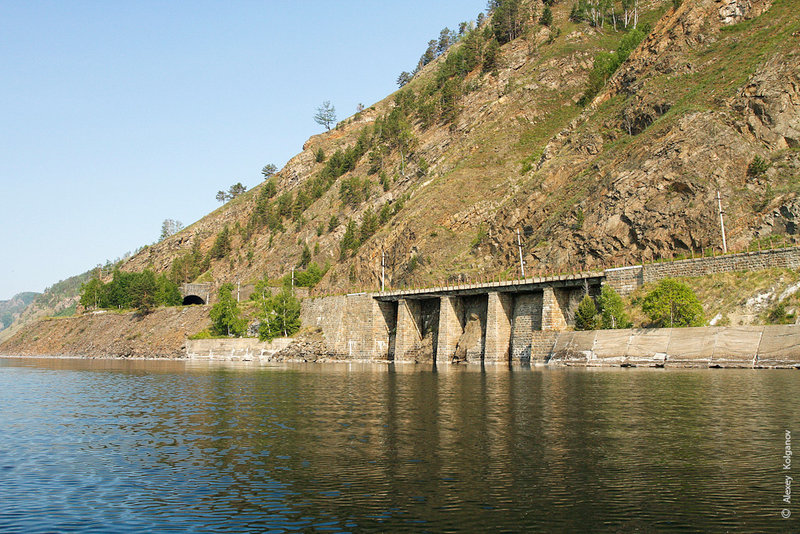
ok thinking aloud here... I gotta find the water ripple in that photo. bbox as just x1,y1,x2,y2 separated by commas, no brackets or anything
0,360,797,531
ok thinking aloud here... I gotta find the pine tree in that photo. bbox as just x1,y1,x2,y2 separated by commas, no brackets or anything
298,244,312,268
209,226,231,260
396,71,412,87
314,101,337,130
261,164,277,179
540,6,553,26
228,182,247,199
575,294,598,330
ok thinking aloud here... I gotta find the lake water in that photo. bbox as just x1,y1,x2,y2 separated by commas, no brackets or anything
0,357,797,532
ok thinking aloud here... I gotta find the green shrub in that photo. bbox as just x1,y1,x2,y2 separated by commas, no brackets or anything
294,262,327,288
579,26,647,106
189,329,213,340
767,301,796,325
471,224,487,249
407,254,419,273
417,157,429,177
540,6,553,26
642,279,704,327
328,215,339,232
747,155,770,177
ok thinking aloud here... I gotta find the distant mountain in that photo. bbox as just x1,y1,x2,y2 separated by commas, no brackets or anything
0,292,39,331
0,271,92,341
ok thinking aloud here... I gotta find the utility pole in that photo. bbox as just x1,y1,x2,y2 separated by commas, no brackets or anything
516,228,526,278
236,280,240,302
291,267,295,292
381,250,386,292
716,190,727,254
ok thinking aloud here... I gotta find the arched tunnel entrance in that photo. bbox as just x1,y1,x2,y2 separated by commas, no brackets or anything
182,294,206,305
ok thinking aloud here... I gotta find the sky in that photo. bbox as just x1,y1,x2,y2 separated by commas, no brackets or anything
0,0,488,300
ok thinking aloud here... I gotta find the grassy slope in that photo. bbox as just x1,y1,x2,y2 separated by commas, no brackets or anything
626,267,800,328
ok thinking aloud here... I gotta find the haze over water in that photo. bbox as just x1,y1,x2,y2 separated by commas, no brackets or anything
0,358,796,532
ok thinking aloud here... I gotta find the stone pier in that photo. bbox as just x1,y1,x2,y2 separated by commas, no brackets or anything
394,299,423,362
542,287,568,331
437,296,462,363
484,292,513,362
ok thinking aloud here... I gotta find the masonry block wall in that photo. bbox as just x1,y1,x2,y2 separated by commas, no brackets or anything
556,287,585,327
603,266,644,296
509,292,543,362
642,247,800,282
394,299,422,362
373,300,396,359
529,332,561,362
300,294,390,359
603,247,800,296
417,299,441,362
461,295,488,361
542,287,568,331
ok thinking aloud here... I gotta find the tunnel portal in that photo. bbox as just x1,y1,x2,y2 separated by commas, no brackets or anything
182,295,206,306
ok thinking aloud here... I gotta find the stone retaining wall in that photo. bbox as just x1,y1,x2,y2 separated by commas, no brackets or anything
300,294,391,359
603,247,800,295
642,247,800,282
186,337,293,361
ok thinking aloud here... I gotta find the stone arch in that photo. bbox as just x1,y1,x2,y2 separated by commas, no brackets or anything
182,294,206,305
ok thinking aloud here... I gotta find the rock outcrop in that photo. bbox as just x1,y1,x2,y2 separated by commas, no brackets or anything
453,313,484,363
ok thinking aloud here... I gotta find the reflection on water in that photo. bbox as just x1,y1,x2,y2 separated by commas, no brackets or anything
0,357,797,532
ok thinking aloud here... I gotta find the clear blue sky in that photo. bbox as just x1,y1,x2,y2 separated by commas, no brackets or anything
0,0,487,300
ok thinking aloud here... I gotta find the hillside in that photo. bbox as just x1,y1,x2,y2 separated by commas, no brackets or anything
6,0,799,341
110,0,797,302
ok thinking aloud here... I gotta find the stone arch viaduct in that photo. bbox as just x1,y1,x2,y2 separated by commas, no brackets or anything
300,246,800,363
